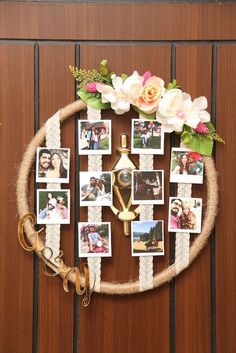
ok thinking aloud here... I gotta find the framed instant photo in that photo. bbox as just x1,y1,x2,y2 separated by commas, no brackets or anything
78,222,112,258
168,197,202,233
79,171,112,206
132,170,164,205
131,119,164,155
170,148,204,184
37,189,70,224
78,120,112,155
131,221,164,256
36,148,70,183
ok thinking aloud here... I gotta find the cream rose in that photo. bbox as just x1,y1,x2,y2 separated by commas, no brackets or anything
134,76,165,114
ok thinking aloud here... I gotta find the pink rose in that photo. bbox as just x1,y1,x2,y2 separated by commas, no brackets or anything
85,82,98,93
194,122,209,135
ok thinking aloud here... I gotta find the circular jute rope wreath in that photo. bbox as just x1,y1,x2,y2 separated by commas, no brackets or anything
16,99,218,295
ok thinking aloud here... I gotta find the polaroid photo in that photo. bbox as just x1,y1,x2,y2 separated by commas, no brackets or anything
80,171,112,206
37,189,70,224
170,148,204,184
78,120,112,155
78,222,112,258
36,148,70,183
131,221,164,256
131,119,164,155
168,197,202,233
132,170,164,205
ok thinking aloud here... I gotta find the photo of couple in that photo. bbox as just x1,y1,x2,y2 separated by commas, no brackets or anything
80,172,112,206
37,190,70,224
131,120,164,154
168,197,202,233
78,222,111,257
132,170,164,205
78,120,111,154
36,148,70,183
132,221,164,256
170,148,204,184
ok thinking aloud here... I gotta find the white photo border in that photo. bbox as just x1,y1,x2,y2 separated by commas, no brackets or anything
170,147,204,184
131,119,164,155
78,119,112,155
36,148,70,183
132,170,164,205
78,221,112,258
131,220,164,256
168,196,202,234
37,189,70,225
79,171,113,207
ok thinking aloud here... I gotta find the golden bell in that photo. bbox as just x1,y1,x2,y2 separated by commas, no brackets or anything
111,134,140,236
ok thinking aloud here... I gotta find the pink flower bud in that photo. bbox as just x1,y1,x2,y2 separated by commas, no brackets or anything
85,82,98,93
143,71,152,85
194,122,209,135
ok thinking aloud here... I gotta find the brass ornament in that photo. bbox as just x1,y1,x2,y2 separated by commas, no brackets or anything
111,134,140,236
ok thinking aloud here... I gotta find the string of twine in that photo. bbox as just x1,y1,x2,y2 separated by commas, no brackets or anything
16,99,218,295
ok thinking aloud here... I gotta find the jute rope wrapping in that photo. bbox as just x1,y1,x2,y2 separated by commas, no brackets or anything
139,153,154,292
86,106,102,292
16,100,218,295
44,112,61,263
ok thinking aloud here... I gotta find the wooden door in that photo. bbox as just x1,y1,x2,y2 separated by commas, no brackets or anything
0,2,235,353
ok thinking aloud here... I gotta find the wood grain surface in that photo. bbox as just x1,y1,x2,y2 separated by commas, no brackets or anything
175,45,212,353
216,45,236,353
0,3,235,353
0,2,236,40
0,44,35,353
37,45,75,353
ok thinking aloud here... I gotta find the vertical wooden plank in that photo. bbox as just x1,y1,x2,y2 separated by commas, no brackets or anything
37,44,76,353
175,45,212,353
79,45,171,353
0,44,34,353
216,45,236,353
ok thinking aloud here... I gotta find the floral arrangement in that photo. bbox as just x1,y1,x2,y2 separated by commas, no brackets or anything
69,60,224,156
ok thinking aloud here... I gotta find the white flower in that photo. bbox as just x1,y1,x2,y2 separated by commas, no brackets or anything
96,71,144,115
156,88,210,132
122,71,144,101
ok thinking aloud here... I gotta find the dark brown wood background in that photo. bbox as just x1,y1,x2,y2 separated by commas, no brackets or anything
0,2,235,353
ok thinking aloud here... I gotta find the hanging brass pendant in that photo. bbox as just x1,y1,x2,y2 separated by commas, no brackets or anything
111,134,140,236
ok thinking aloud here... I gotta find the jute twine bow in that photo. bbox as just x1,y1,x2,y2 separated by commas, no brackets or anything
18,211,93,306
16,99,218,295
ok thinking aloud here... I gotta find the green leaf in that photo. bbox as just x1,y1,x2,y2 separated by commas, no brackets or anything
121,73,128,82
77,88,110,110
205,121,216,133
132,105,156,120
99,59,109,77
166,83,173,91
100,59,108,67
181,131,213,156
166,79,181,91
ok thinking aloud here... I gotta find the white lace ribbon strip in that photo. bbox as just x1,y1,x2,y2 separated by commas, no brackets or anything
45,111,61,264
138,128,154,291
86,107,102,292
139,204,154,291
175,180,192,274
